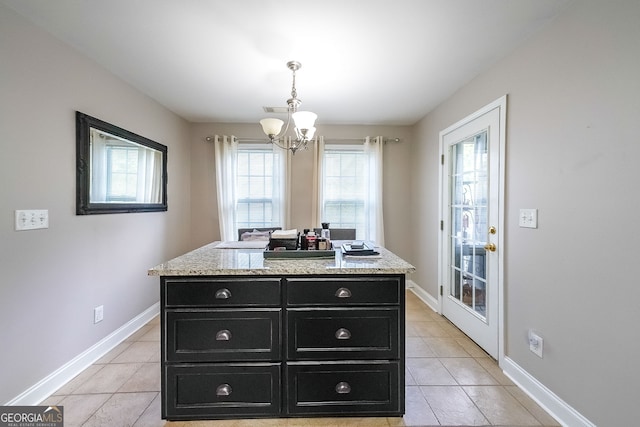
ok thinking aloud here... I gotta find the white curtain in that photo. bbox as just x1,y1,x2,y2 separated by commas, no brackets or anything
90,131,107,202
214,135,238,241
364,136,385,246
137,147,162,203
273,138,291,228
311,136,324,227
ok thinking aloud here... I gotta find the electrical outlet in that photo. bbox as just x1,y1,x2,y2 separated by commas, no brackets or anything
519,208,538,228
15,209,49,231
528,330,543,358
94,305,104,324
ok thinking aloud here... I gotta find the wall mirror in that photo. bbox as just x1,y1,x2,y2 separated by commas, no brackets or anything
76,111,168,215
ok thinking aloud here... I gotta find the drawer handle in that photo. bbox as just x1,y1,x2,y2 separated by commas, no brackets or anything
335,328,351,340
215,288,232,299
216,329,232,341
216,383,232,396
335,287,352,298
335,381,351,394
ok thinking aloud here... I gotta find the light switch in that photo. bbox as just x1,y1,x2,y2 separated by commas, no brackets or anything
519,209,537,228
15,209,49,231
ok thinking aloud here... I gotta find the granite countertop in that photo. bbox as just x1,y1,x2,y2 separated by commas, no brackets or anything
148,241,415,276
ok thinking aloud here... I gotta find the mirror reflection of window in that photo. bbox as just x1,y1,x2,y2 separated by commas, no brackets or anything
90,128,163,204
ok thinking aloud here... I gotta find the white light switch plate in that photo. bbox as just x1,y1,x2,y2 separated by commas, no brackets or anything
519,209,538,228
15,209,49,231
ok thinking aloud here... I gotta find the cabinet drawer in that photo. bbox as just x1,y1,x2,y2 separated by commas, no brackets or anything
286,276,401,306
287,308,399,360
286,362,400,415
165,363,281,419
166,310,281,362
164,277,281,307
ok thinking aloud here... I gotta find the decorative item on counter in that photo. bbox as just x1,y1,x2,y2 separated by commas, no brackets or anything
318,238,325,250
269,229,299,250
306,230,317,250
300,228,310,250
320,222,331,247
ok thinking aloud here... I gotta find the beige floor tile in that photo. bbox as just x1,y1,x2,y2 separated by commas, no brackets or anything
405,337,436,357
139,324,161,341
119,362,161,392
454,336,489,358
440,357,499,385
73,363,143,394
94,341,133,364
52,364,105,395
438,321,467,338
412,321,450,338
505,385,562,426
82,391,157,427
475,357,515,386
387,386,438,426
405,366,417,386
57,393,112,427
405,309,434,322
286,417,389,426
420,385,488,426
112,341,160,363
127,323,156,342
422,337,470,357
406,357,457,385
132,393,165,427
464,385,541,426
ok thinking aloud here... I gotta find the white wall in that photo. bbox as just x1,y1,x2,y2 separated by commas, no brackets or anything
0,5,192,404
189,123,414,262
410,1,640,425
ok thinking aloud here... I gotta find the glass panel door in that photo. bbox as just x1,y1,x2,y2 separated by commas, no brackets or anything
450,132,488,319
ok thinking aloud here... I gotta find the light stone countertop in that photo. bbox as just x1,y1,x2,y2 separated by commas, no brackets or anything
148,241,415,276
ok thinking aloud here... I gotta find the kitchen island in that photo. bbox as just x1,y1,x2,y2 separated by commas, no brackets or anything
149,241,415,421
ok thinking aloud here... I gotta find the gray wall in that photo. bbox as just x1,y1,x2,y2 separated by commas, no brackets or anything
189,123,414,263
410,1,640,425
0,6,192,404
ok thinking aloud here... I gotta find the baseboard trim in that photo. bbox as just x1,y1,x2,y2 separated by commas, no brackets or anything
502,356,595,427
406,280,439,313
5,302,160,406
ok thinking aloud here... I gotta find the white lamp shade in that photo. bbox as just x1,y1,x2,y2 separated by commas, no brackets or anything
260,118,284,136
292,111,317,130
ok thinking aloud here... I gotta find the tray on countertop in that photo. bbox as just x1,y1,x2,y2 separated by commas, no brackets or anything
263,247,336,259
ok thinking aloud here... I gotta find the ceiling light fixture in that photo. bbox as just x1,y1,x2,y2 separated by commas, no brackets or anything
260,60,317,155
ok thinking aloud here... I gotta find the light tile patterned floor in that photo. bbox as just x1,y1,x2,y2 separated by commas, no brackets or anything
43,291,561,426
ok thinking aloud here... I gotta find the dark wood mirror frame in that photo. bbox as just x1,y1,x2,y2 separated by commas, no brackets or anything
76,111,168,215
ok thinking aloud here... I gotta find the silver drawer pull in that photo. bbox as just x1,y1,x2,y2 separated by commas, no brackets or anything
335,328,351,340
216,329,231,341
215,288,232,299
335,287,352,298
216,383,232,396
335,381,351,394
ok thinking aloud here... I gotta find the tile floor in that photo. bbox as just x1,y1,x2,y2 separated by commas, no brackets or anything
43,291,561,426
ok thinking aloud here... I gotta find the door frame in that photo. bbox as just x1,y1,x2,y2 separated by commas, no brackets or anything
437,95,507,363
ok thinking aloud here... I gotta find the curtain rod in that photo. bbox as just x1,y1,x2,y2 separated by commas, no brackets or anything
205,136,400,144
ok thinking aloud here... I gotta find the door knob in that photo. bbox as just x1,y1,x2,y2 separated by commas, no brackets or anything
484,243,496,252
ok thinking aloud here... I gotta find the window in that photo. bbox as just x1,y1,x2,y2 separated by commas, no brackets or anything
235,145,285,229
321,145,367,238
105,146,139,202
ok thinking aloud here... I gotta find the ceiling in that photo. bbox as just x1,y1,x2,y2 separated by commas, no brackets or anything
2,0,570,126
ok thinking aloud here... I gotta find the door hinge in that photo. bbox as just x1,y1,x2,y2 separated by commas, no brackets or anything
440,285,443,296
441,154,444,165
440,220,444,230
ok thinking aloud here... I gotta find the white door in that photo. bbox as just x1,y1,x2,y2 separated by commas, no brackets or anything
439,96,506,360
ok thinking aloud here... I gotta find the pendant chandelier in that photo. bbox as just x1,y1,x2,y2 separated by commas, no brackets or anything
259,60,317,155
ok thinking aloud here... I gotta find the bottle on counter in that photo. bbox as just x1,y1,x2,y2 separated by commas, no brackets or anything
300,229,310,250
320,222,331,248
306,230,317,250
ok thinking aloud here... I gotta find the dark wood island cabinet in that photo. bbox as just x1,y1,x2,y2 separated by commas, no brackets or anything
149,242,415,421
